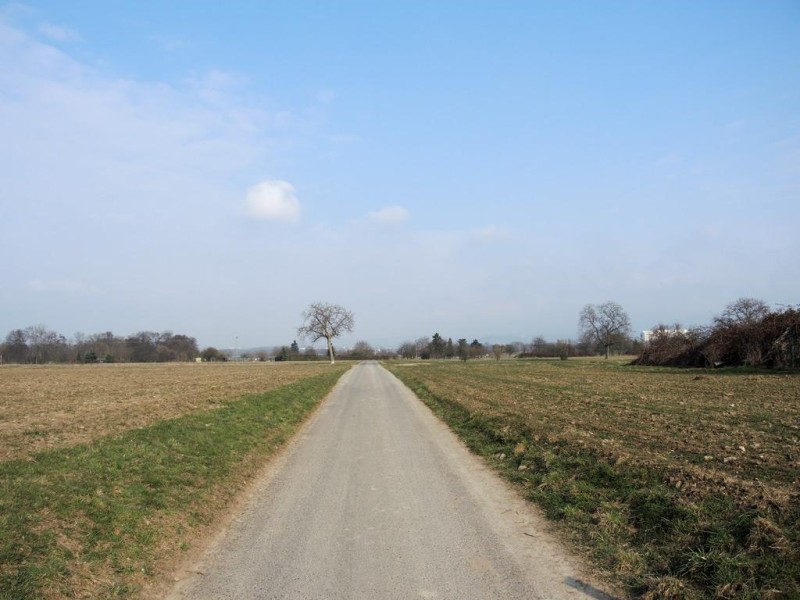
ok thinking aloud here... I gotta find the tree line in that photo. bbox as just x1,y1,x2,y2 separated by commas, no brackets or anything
5,298,793,368
1,326,201,364
393,299,798,369
395,334,488,361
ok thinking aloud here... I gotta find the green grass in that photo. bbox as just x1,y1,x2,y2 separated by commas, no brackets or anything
385,360,799,599
0,368,347,599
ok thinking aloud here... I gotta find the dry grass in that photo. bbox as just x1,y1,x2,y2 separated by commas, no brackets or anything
0,362,339,462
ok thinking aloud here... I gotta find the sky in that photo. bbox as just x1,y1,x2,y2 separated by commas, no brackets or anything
1,1,798,350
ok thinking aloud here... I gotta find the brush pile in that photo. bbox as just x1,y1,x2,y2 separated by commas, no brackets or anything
634,300,800,369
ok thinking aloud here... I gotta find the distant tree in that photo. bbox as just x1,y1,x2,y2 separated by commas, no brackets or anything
530,336,548,356
72,332,89,363
492,344,504,361
24,325,67,364
556,339,573,360
415,336,431,359
350,341,375,360
715,297,770,327
200,346,226,361
126,331,159,362
156,345,177,362
579,301,632,359
290,340,300,354
429,333,446,359
255,350,269,361
397,341,417,359
91,331,125,362
297,302,354,364
304,346,319,359
274,346,290,361
470,339,485,358
163,334,199,362
457,338,470,362
123,331,197,362
4,329,28,363
445,338,455,359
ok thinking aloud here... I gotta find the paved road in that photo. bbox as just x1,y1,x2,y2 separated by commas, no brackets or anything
168,362,605,600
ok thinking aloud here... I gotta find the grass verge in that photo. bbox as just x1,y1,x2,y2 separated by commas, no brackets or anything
385,361,799,600
0,367,347,599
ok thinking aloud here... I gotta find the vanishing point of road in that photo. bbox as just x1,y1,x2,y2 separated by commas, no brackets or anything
168,362,610,600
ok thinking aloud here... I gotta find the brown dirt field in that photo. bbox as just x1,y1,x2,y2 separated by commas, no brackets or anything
387,359,800,496
0,362,340,462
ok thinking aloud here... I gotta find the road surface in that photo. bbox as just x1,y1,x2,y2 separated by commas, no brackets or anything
168,362,610,600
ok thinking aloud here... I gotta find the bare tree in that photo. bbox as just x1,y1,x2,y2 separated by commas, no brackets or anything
297,302,355,364
415,336,431,359
714,297,771,366
3,329,28,363
397,341,417,359
579,301,632,359
715,297,769,327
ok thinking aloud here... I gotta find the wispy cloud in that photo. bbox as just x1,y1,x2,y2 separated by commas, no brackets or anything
245,180,301,222
37,22,81,42
367,205,410,224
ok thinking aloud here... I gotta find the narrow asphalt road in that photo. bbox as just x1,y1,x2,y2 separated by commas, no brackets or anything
168,362,607,600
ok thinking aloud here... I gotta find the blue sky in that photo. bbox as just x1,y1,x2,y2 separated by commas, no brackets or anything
1,1,798,349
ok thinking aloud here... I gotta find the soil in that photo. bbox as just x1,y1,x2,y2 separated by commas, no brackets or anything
0,362,338,462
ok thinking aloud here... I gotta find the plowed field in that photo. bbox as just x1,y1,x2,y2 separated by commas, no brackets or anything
390,359,799,486
0,362,340,462
385,358,800,598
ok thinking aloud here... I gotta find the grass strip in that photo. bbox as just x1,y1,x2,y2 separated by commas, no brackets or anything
0,368,347,599
386,364,799,600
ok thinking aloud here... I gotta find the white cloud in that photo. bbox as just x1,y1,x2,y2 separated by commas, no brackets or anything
245,180,301,222
367,205,410,224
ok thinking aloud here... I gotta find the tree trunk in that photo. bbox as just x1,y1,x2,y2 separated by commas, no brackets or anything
326,337,335,364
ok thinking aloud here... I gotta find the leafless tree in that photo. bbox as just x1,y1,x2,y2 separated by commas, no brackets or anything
492,344,505,361
414,336,431,359
713,297,771,366
579,301,632,359
297,302,355,364
714,297,769,327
